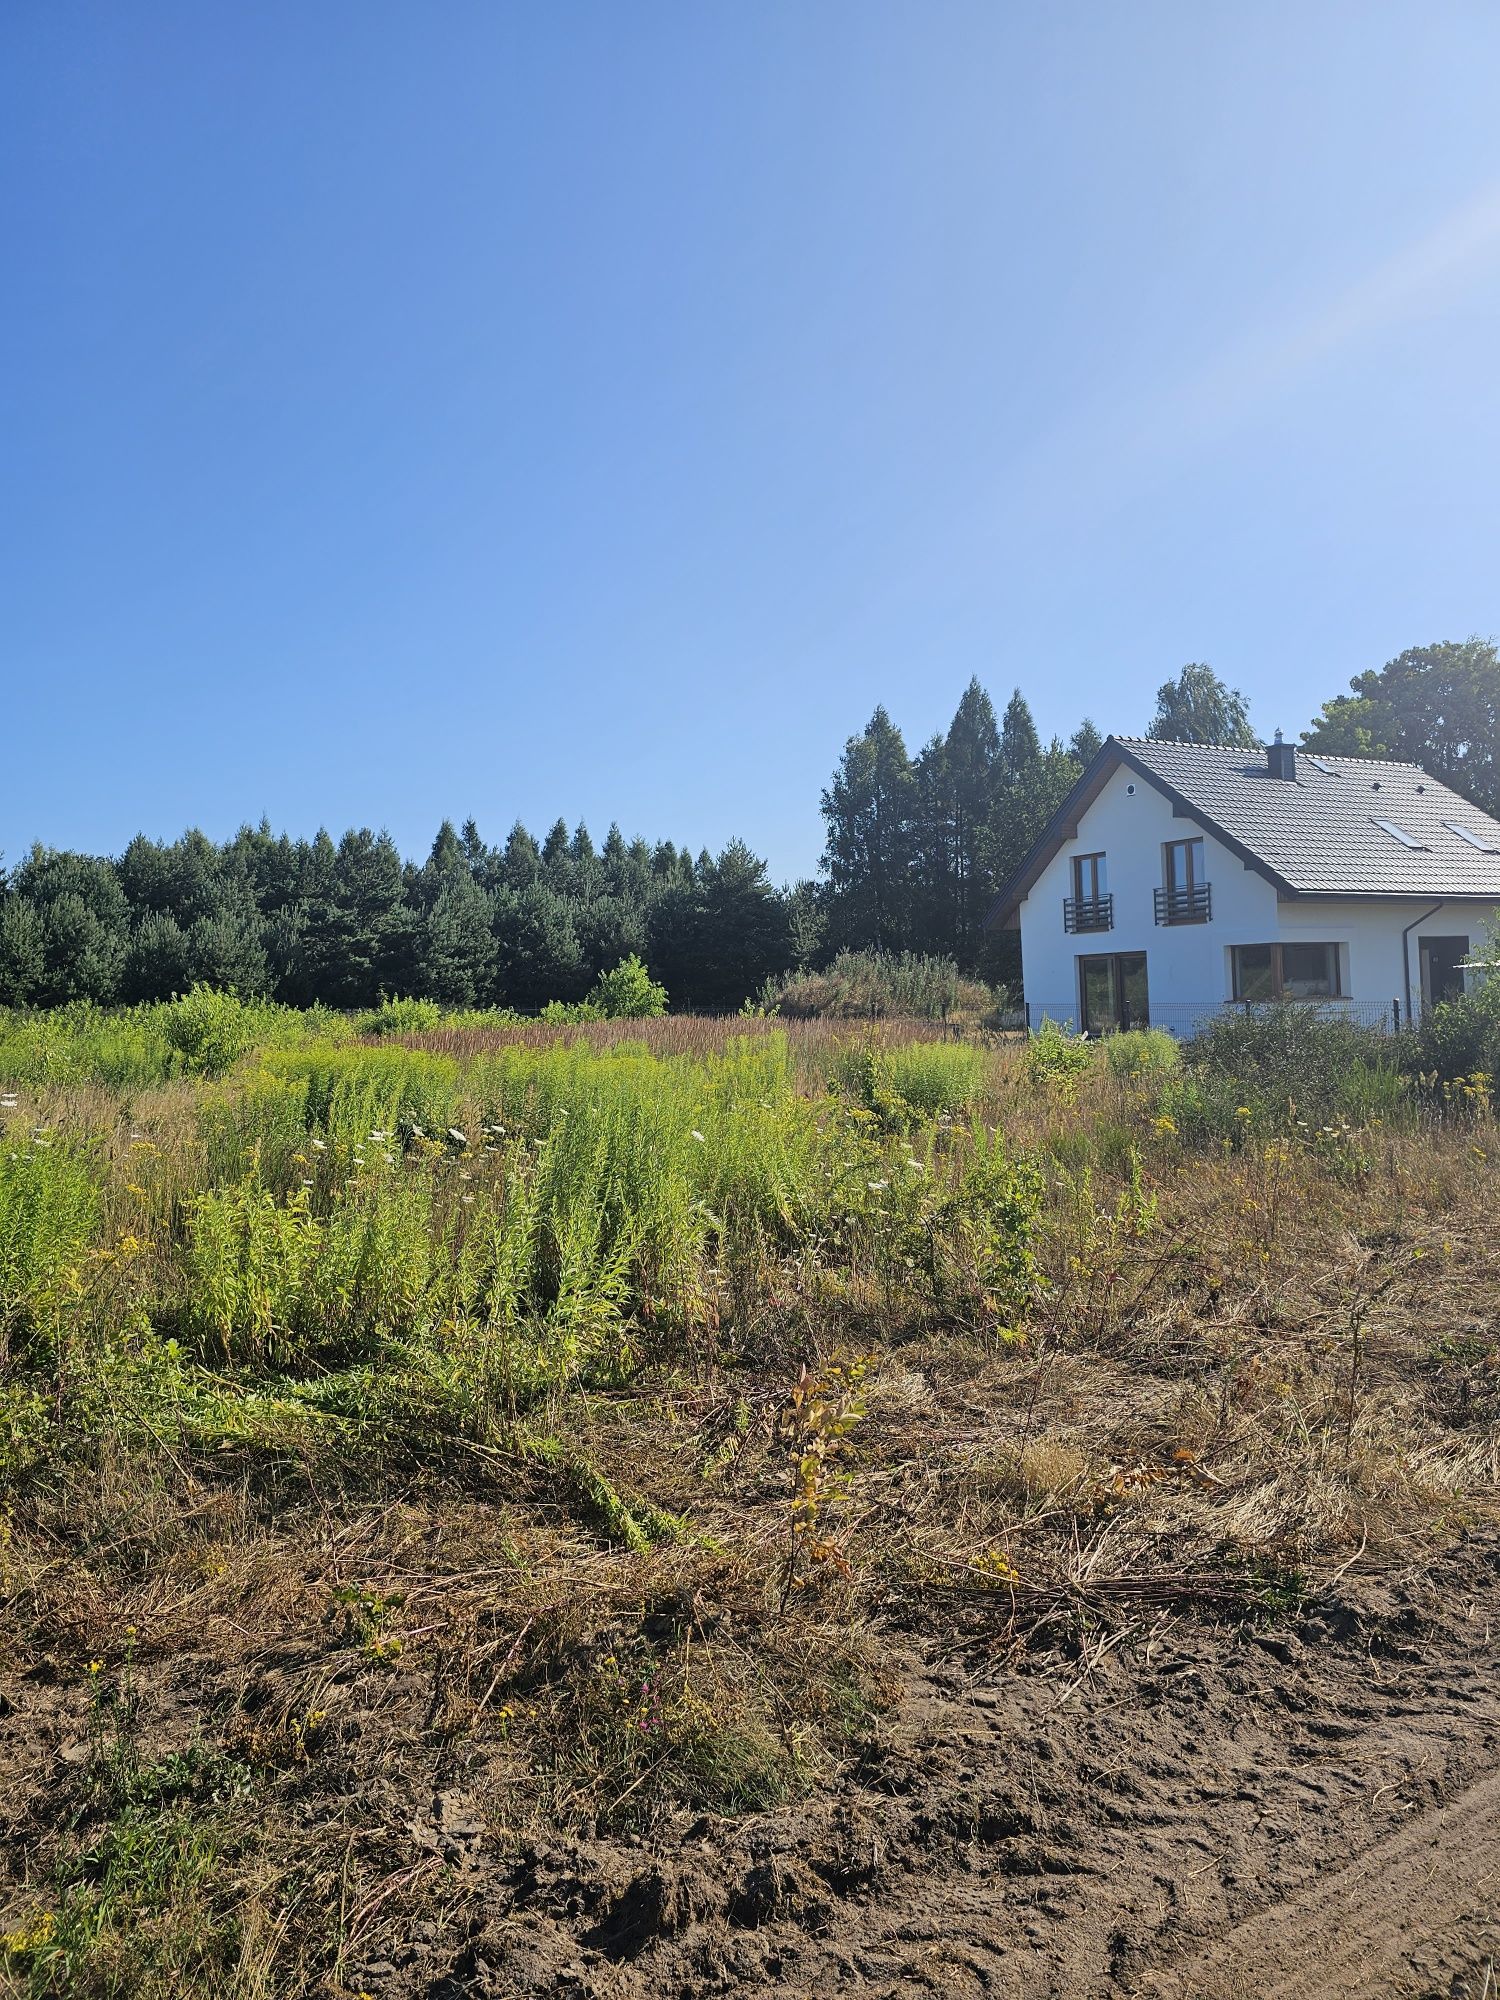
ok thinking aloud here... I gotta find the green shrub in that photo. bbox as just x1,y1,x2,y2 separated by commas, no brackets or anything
0,1003,171,1088
587,954,668,1020
358,995,443,1037
833,1041,987,1128
1103,1028,1181,1081
1401,972,1500,1083
183,1178,322,1364
1024,1019,1095,1095
161,986,251,1078
853,1124,1044,1329
758,949,994,1022
264,1046,462,1142
1185,1007,1395,1127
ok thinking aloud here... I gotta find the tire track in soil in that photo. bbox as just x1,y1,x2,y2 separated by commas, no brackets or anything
1143,1763,1500,2000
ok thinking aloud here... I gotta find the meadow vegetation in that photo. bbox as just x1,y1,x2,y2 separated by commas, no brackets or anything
0,989,1496,1994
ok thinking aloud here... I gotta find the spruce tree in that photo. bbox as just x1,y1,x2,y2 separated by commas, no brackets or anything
820,706,916,952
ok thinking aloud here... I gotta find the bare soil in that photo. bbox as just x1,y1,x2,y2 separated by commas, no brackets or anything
5,1524,1496,1999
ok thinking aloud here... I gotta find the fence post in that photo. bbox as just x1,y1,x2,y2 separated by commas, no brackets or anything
1392,997,1401,1032
1024,1000,1032,1034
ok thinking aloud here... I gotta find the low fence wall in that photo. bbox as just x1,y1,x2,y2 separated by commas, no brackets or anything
1026,998,1404,1037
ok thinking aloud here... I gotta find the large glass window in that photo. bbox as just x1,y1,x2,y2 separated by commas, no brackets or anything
1281,942,1339,999
1231,943,1276,1002
1232,942,1341,1001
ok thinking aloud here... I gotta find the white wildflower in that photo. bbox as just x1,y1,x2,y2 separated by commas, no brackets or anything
691,1130,705,1143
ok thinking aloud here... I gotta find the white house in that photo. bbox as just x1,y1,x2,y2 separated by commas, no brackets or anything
988,735,1500,1035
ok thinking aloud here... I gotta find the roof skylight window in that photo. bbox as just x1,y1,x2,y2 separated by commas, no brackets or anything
1372,818,1428,850
1444,820,1500,853
1304,755,1338,775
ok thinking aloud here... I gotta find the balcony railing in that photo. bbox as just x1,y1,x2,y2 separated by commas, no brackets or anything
1154,882,1212,926
1063,893,1113,934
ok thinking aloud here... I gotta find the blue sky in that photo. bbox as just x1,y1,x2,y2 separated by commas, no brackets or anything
5,3,1500,883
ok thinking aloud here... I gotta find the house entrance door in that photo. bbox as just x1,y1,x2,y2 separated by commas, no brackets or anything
1078,953,1149,1033
1420,936,1469,1011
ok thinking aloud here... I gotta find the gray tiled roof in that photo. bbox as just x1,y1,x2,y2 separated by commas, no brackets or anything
1114,737,1500,897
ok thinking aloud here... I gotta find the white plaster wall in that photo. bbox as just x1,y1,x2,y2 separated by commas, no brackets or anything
1017,761,1278,1032
1277,896,1500,1022
1014,762,1500,1031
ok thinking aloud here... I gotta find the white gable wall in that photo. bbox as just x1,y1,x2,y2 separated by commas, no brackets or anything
1016,761,1500,1030
1018,762,1278,1031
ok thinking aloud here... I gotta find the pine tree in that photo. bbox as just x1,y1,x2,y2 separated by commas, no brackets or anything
120,911,192,1003
0,897,45,1005
693,841,793,1012
495,884,589,1009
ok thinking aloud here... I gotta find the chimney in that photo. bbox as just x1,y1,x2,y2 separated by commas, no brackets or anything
1266,728,1297,781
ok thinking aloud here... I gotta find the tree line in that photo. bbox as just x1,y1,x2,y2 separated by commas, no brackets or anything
2,639,1495,1012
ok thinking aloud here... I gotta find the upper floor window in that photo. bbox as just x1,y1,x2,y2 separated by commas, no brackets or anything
1157,836,1210,924
1164,837,1204,894
1073,853,1107,901
1064,852,1112,933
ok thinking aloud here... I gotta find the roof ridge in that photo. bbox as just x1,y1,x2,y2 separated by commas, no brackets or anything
1111,734,1431,775
1111,734,1269,754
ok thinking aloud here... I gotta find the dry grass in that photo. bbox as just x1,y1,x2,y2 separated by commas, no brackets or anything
0,1018,1496,1994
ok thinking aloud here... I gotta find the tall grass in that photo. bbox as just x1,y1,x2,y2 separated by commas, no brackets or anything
0,1136,100,1361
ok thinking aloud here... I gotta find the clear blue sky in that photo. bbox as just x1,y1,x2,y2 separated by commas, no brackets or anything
6,3,1500,884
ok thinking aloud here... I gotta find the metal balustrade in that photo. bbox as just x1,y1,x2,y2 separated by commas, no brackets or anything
1063,893,1113,934
1153,882,1212,925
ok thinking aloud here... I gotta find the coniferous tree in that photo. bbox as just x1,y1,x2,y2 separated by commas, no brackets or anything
425,874,498,1006
820,706,916,952
496,883,589,1009
120,911,192,1003
10,850,130,1004
945,678,1002,964
910,733,956,957
694,841,793,1012
0,897,45,1005
785,880,826,971
188,884,269,994
1069,718,1104,765
497,822,542,892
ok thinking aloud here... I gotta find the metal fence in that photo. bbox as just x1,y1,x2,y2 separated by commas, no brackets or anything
1026,997,1405,1039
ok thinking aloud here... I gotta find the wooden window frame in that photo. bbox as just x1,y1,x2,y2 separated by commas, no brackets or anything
1072,852,1107,902
1163,837,1204,895
1231,941,1343,1002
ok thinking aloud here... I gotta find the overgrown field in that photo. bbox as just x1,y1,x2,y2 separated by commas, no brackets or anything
1,998,1497,1997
